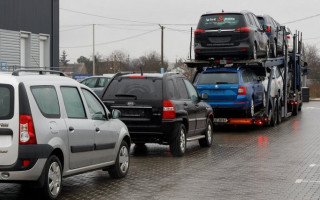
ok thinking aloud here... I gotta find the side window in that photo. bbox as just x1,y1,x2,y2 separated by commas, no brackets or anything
81,89,106,120
82,78,97,88
242,71,249,83
246,14,254,26
97,78,109,88
251,71,258,81
61,87,86,119
166,79,178,99
251,14,261,29
183,79,199,101
176,79,189,99
31,86,60,118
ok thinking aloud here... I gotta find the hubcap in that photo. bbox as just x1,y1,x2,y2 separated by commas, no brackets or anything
207,124,212,144
180,129,186,153
119,146,129,174
48,162,61,196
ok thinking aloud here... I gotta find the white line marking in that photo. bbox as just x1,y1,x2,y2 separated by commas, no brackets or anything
295,179,303,183
310,164,316,167
295,179,320,184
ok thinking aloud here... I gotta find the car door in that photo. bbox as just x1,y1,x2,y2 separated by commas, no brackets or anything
183,79,207,135
176,78,197,136
81,88,119,164
60,86,95,169
251,71,264,105
251,14,266,52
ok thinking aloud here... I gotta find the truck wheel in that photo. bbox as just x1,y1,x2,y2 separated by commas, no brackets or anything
109,141,130,179
298,102,302,111
42,155,62,200
199,119,213,147
292,104,298,116
277,98,282,124
269,101,277,127
170,124,186,157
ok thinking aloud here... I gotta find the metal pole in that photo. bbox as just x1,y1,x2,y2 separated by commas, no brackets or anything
190,27,193,60
159,25,164,68
93,24,95,75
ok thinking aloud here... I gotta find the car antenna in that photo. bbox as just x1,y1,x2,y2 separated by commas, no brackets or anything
140,66,143,76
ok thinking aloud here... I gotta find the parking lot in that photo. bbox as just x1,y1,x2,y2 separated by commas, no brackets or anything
1,101,320,200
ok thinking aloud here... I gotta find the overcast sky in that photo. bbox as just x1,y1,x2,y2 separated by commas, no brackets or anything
60,0,320,63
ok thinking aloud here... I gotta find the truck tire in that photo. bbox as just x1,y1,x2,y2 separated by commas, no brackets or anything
109,140,130,179
199,119,213,147
277,98,282,124
170,124,187,157
292,104,298,116
269,100,277,127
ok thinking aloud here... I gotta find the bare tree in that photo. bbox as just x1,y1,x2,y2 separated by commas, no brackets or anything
304,44,320,80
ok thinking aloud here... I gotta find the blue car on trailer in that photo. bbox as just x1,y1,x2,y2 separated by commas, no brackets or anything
194,67,265,121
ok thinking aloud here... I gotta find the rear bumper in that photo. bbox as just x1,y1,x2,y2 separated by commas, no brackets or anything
195,43,251,59
124,119,182,144
0,144,53,181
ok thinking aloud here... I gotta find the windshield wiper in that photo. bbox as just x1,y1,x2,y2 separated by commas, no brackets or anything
115,94,137,99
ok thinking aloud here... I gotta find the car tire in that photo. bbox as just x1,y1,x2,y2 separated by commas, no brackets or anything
109,140,130,179
170,123,187,157
247,98,255,118
41,155,62,200
277,97,282,124
252,44,257,60
199,119,213,147
272,41,277,57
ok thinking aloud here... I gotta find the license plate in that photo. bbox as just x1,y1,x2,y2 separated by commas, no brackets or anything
121,109,145,117
220,60,227,65
213,118,228,123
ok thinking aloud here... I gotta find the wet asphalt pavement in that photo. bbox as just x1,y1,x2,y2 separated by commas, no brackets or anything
1,101,320,200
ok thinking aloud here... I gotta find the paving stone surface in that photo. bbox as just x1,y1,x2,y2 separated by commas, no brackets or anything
1,102,320,200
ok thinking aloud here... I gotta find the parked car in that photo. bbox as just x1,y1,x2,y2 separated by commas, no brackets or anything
257,15,285,57
101,72,214,157
194,11,269,60
80,74,113,96
194,67,265,119
285,27,294,52
262,66,284,98
0,70,130,200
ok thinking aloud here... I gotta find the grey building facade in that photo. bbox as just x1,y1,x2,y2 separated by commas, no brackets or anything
0,0,59,68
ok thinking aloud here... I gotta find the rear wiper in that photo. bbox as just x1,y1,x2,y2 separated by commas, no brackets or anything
115,94,137,99
216,82,229,84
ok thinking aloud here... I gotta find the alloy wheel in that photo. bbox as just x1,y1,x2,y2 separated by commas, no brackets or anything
48,162,61,196
119,146,129,174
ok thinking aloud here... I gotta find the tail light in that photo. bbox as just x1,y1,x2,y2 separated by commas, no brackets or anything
163,100,176,119
234,27,250,33
130,75,145,79
265,26,271,33
19,115,37,144
195,29,205,35
286,35,291,39
238,86,247,95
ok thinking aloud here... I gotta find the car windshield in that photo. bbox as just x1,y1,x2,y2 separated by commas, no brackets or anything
103,78,162,100
197,14,245,29
198,72,239,85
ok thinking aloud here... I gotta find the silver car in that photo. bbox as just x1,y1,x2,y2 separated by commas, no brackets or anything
0,70,130,200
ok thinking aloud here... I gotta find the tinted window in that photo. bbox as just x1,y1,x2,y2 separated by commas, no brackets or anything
176,79,189,99
198,72,239,85
103,78,162,100
184,79,198,101
246,14,254,26
97,77,110,87
0,85,14,119
251,14,261,28
61,87,86,119
166,79,178,99
31,86,60,118
198,14,245,29
82,89,106,120
81,78,97,88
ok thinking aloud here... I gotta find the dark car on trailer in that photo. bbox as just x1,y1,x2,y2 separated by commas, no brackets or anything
194,11,269,60
100,72,214,156
257,15,285,57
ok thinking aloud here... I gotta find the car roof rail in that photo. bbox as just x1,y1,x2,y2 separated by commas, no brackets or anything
12,69,66,76
113,71,135,78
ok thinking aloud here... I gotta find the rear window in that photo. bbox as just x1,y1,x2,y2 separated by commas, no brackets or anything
31,86,60,118
197,14,245,29
257,17,264,25
103,78,162,100
0,85,14,120
198,72,239,85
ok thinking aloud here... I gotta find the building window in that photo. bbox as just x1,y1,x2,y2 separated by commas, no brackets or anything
39,34,50,69
20,32,31,67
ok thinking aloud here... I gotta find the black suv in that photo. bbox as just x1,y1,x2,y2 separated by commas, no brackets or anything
194,11,269,60
101,73,214,156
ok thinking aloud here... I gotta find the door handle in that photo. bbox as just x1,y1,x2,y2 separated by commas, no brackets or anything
96,127,100,132
69,126,74,132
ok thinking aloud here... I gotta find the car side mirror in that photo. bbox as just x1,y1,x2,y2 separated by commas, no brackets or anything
112,109,121,119
201,93,209,100
262,25,270,32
